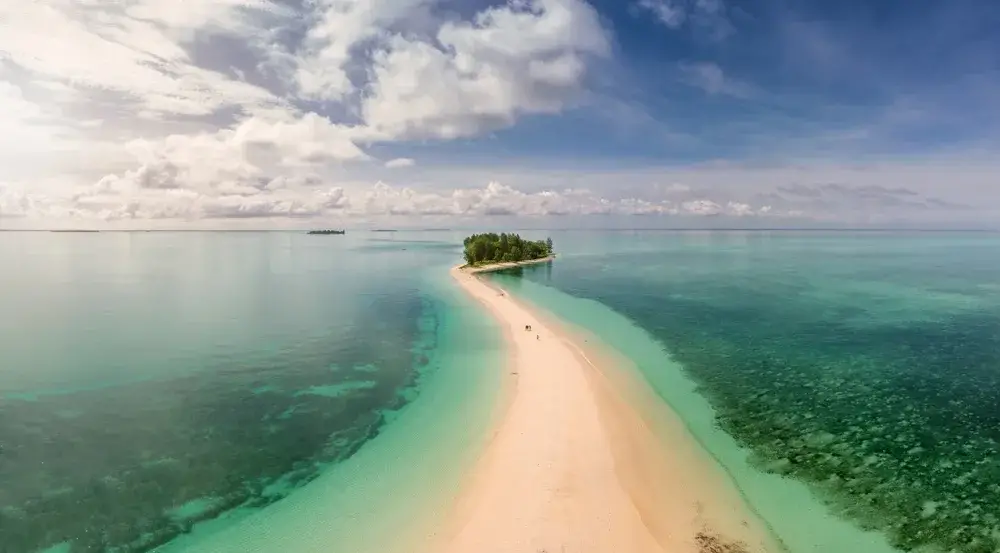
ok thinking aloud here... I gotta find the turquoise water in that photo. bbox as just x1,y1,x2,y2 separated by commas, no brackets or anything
489,231,1000,553
8,229,998,553
0,231,502,553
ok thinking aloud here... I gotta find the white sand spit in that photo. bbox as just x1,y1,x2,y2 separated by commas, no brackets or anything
436,264,786,553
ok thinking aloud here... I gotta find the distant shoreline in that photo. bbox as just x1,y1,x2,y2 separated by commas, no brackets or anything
3,228,998,233
460,255,555,275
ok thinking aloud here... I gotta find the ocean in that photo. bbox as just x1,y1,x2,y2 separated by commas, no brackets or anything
0,231,503,553
2,230,997,553
488,230,1000,553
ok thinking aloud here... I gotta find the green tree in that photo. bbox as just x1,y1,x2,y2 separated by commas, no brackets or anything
461,233,554,267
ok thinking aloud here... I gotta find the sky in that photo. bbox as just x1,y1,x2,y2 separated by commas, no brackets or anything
0,0,997,229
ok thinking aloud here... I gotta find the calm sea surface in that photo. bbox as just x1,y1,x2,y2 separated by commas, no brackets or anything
5,230,999,553
0,231,501,553
491,231,1000,553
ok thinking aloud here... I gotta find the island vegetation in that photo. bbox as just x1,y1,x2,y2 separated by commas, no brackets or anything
462,233,554,266
306,229,346,235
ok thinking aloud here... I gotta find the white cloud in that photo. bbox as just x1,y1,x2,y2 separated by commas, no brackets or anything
347,181,765,219
293,0,431,101
361,0,610,140
636,0,685,28
7,156,997,227
635,0,732,39
0,1,282,119
233,112,370,164
726,201,754,216
200,187,349,219
124,0,286,33
293,0,612,140
7,172,785,223
90,110,369,205
681,199,722,215
385,158,416,168
1,0,991,229
0,0,612,218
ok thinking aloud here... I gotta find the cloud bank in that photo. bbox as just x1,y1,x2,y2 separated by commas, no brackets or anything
0,0,618,226
0,0,996,228
1,179,773,222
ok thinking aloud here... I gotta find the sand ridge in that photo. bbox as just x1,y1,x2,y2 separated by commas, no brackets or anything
437,264,785,553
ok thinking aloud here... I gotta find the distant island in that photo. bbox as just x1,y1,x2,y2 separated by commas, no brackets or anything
462,232,553,266
306,230,346,235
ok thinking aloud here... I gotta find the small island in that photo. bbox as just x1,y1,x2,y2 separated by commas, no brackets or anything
306,229,346,235
462,232,554,267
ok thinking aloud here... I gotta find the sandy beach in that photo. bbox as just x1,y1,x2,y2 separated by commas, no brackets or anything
439,261,786,553
460,255,557,274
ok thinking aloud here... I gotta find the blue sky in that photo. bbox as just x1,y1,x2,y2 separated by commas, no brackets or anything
0,0,996,228
413,0,1000,163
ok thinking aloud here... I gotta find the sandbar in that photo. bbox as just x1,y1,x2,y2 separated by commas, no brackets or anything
437,262,787,553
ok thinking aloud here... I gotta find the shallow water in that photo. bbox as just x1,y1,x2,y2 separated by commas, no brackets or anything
490,231,1000,553
9,229,998,553
0,231,500,553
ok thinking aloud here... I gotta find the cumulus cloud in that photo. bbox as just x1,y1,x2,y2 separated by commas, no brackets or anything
361,0,610,140
292,0,429,101
726,201,754,216
681,199,722,215
0,0,611,222
200,188,349,219
1,0,989,229
348,181,773,219
8,155,992,226
92,111,368,200
385,158,416,168
9,173,784,223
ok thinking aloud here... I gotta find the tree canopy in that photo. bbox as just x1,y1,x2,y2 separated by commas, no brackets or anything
462,233,554,266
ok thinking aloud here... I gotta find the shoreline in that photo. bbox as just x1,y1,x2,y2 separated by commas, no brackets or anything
461,255,555,274
502,293,790,551
440,265,785,553
151,268,509,553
